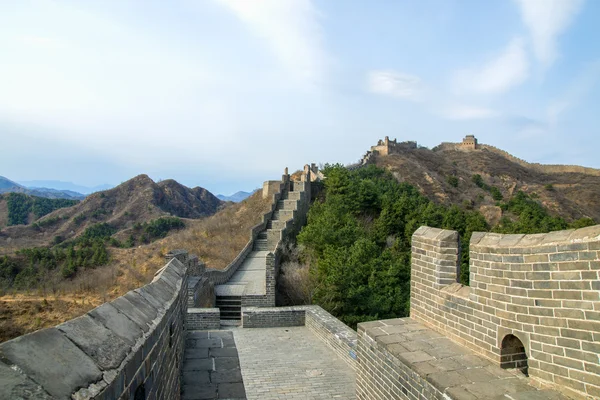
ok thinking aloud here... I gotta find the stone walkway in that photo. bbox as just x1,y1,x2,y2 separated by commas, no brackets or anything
233,326,356,399
182,331,246,400
215,251,268,297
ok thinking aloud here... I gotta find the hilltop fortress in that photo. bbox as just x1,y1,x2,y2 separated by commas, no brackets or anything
351,135,600,179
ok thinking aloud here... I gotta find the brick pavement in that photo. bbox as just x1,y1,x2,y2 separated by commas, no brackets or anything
182,331,246,400
232,326,356,399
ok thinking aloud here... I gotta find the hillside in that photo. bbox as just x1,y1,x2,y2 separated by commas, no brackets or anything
0,174,224,251
372,142,600,225
0,176,85,200
0,190,270,342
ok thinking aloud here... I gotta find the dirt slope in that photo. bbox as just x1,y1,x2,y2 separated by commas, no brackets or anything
375,146,600,222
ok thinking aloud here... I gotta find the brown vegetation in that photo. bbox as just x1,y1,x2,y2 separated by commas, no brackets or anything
376,146,600,223
0,174,224,251
0,190,271,342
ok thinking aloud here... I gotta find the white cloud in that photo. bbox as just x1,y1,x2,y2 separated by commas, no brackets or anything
442,105,498,120
215,0,328,85
453,38,529,94
514,0,585,67
367,70,423,100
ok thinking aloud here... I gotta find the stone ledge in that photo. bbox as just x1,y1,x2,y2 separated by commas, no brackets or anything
357,317,569,400
470,225,600,249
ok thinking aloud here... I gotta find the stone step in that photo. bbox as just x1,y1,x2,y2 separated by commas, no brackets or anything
220,314,241,321
216,299,241,306
254,239,270,251
219,307,242,318
267,220,287,230
276,199,297,211
216,295,241,320
283,191,301,201
272,210,294,221
216,295,241,301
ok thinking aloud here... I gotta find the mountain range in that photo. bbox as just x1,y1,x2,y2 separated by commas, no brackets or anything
0,176,85,200
0,174,223,249
216,190,257,202
17,180,113,195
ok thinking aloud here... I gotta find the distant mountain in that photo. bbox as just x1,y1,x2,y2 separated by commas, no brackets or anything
217,190,258,202
0,176,84,200
18,180,113,195
0,176,23,190
0,174,224,248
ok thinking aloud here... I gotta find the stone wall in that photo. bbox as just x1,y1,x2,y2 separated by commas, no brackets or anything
241,306,306,328
0,257,189,400
305,306,358,370
187,308,220,330
356,320,445,400
410,225,600,399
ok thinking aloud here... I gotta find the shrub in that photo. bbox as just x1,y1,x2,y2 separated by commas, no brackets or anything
143,217,185,239
490,186,503,201
81,223,116,240
446,175,459,188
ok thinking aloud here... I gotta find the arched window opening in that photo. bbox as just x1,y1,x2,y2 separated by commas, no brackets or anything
500,334,528,376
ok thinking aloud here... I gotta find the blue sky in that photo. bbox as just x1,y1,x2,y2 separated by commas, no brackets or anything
1,0,599,195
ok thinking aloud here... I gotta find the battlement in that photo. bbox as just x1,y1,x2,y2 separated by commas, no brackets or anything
460,134,478,149
410,226,600,399
370,136,418,156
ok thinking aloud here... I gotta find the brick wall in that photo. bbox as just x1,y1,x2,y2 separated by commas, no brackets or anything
187,308,220,330
355,322,443,400
305,306,358,370
410,225,600,399
0,257,189,400
241,306,306,328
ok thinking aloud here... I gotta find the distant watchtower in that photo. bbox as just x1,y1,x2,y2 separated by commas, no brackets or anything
460,135,478,150
370,136,417,156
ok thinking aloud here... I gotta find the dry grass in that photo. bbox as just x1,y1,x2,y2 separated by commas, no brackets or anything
0,190,271,342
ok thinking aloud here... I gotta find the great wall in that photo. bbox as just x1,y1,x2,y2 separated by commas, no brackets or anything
1,143,600,400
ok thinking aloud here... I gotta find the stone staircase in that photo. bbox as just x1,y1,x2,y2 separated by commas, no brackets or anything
215,296,242,321
252,182,302,253
214,180,305,323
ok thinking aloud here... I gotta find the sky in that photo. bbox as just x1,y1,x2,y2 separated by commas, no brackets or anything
1,0,599,195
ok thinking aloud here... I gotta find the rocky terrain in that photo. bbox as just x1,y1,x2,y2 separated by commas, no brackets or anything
375,144,600,225
0,174,224,251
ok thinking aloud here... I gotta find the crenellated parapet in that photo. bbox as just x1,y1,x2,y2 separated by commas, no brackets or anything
410,225,600,399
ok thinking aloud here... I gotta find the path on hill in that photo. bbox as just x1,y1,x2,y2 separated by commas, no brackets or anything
215,251,269,298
